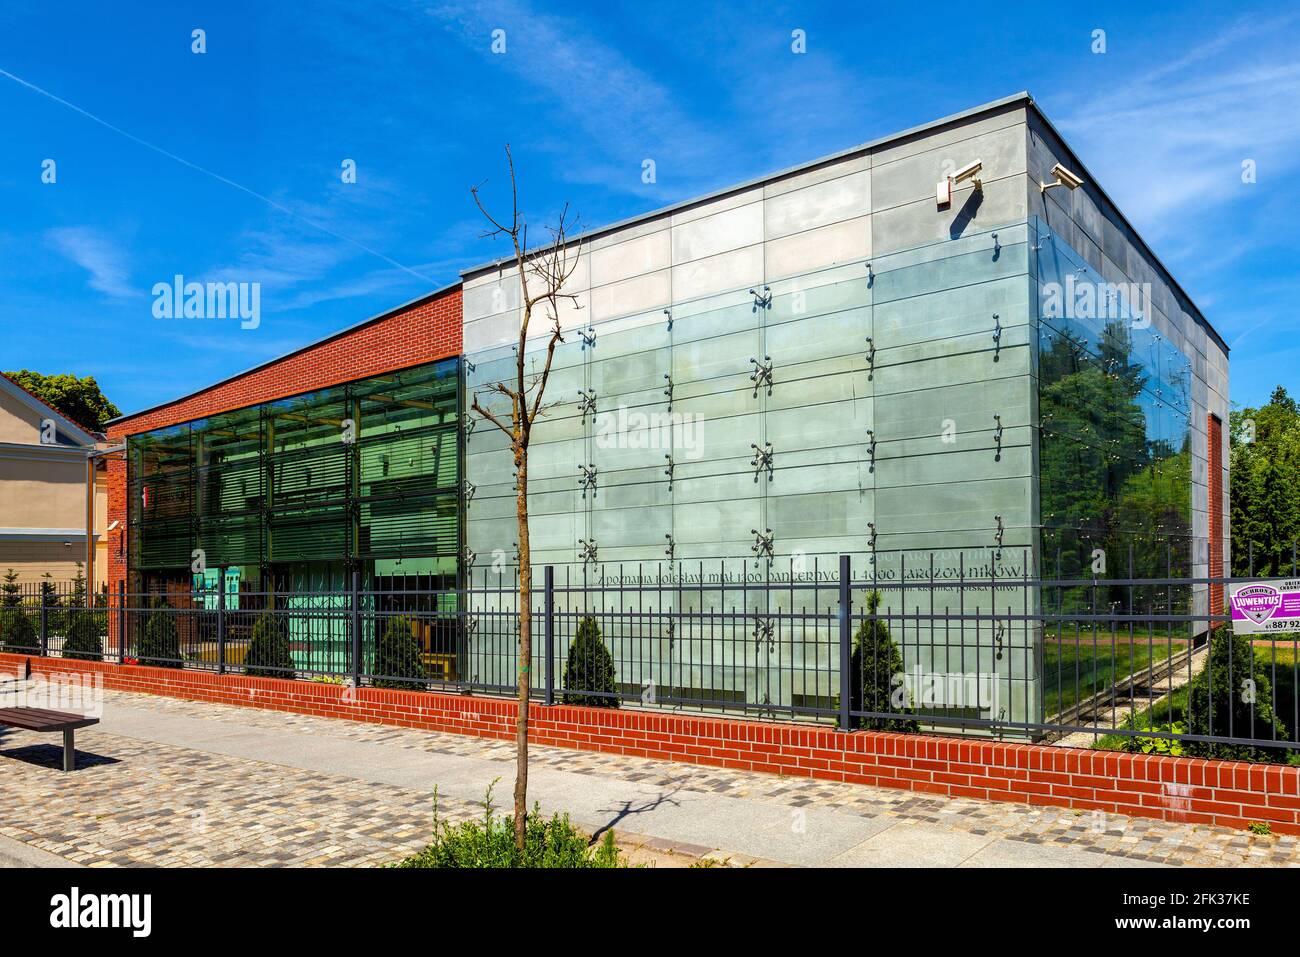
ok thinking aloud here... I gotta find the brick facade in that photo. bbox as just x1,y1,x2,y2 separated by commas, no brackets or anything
7,651,1298,836
103,286,463,597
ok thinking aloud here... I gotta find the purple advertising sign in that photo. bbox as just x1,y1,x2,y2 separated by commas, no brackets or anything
1229,578,1300,634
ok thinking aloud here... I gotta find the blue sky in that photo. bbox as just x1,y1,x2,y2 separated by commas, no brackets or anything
2,0,1298,416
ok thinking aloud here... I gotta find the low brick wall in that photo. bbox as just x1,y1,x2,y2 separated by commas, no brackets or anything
6,652,1300,835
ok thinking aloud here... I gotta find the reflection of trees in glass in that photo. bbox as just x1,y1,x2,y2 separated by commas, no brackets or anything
1038,318,1192,613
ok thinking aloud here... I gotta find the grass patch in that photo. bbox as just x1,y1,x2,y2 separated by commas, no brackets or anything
1043,633,1187,718
393,785,629,869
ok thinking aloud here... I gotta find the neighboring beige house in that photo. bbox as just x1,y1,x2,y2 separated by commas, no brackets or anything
0,374,108,588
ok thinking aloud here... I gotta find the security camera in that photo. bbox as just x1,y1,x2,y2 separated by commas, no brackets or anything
936,159,983,207
951,160,983,185
1041,162,1084,193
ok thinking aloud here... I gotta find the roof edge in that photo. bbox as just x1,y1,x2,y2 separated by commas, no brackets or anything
105,280,461,428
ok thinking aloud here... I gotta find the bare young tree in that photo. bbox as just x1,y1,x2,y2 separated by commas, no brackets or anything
470,145,581,851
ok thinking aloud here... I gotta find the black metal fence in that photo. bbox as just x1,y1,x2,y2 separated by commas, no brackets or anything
2,552,1298,760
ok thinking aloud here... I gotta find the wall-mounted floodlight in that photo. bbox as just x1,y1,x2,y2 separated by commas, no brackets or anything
1040,162,1084,194
936,159,983,207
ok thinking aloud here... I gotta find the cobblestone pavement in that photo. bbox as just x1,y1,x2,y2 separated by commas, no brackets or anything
1,690,1297,867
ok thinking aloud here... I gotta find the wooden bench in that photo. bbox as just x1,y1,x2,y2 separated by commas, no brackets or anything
0,707,100,771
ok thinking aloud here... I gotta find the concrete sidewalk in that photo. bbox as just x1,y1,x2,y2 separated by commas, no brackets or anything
1,690,1293,867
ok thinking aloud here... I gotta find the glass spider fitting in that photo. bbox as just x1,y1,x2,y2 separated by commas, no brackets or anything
750,442,774,482
749,355,773,398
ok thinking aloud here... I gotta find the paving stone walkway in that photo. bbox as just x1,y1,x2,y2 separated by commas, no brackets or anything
1,689,1297,867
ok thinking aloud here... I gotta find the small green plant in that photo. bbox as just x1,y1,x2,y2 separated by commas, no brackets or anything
1128,722,1186,757
0,607,38,652
849,590,919,732
1248,821,1272,836
1184,625,1288,763
61,610,104,661
1,569,21,609
244,613,294,678
137,600,183,668
372,615,427,689
562,615,619,707
394,784,626,868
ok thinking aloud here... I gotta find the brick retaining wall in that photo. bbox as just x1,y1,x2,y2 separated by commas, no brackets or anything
5,652,1298,835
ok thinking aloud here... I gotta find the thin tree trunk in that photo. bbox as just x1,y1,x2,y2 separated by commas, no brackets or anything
513,453,531,851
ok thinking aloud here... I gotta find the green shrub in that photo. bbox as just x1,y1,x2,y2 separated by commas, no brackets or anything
1184,625,1288,763
849,590,919,732
0,608,38,652
1124,721,1186,756
562,615,618,707
137,601,183,668
61,611,103,661
372,615,426,689
244,613,295,678
394,786,625,869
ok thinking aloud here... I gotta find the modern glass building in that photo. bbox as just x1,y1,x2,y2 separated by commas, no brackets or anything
107,93,1229,730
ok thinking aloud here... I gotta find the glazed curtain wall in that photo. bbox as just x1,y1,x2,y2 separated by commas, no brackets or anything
1031,217,1194,718
1032,217,1193,595
465,224,1040,723
127,358,462,591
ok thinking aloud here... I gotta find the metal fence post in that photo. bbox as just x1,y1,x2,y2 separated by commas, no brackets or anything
39,586,48,658
544,565,555,706
118,580,128,664
838,554,851,732
350,568,362,687
216,569,226,675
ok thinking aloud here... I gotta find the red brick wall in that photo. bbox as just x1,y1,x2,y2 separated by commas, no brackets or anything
7,651,1299,836
103,286,463,596
1209,414,1224,615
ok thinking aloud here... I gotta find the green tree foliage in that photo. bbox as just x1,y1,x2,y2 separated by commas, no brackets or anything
1,569,20,609
62,611,103,661
562,615,619,707
138,601,183,667
3,369,121,432
1183,625,1288,763
244,613,295,678
1230,386,1300,576
849,591,919,732
372,615,427,689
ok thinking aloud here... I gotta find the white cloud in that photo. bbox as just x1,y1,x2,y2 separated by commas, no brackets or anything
46,226,136,300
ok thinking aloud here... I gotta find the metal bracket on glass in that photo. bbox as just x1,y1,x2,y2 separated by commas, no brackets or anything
749,285,772,312
992,314,1002,362
578,463,598,498
866,429,876,472
663,453,674,490
1033,230,1052,252
752,616,775,653
664,534,675,561
750,442,774,483
993,414,1003,462
578,538,598,567
864,336,875,379
749,355,774,397
466,615,479,637
868,522,877,552
663,307,672,332
579,326,597,351
865,261,874,287
994,622,1005,661
460,546,477,571
577,388,597,423
465,359,477,373
461,479,477,505
994,514,1005,556
662,373,673,411
463,413,478,441
751,527,775,565
991,231,1001,259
